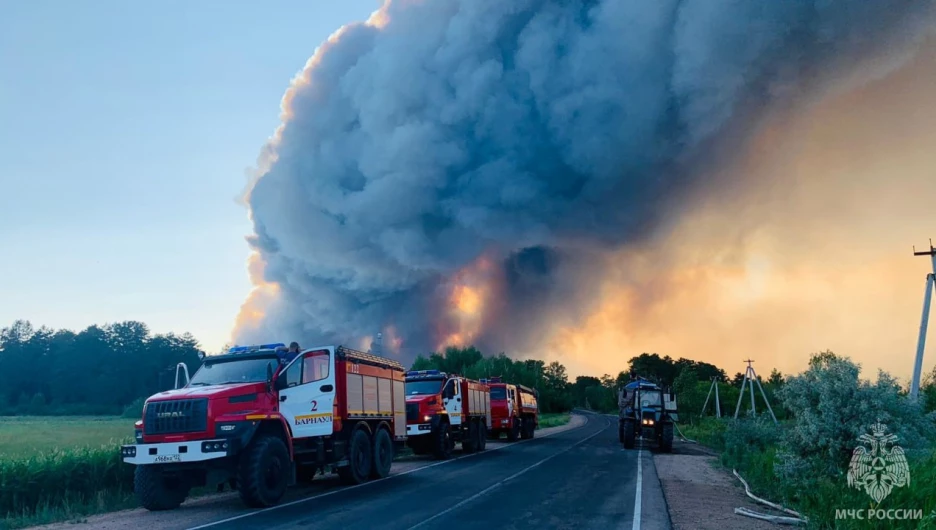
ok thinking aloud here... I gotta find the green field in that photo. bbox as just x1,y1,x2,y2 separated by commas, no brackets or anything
537,412,571,429
0,416,133,457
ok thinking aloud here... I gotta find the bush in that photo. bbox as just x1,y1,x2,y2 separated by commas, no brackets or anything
721,416,782,472
121,398,145,419
776,352,936,478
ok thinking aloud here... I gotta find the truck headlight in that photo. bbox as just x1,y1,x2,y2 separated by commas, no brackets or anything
201,441,229,453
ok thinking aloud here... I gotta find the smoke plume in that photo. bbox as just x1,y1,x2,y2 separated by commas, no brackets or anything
234,0,936,371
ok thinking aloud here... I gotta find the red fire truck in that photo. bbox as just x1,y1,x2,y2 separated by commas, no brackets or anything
120,343,407,511
483,377,539,441
403,370,491,459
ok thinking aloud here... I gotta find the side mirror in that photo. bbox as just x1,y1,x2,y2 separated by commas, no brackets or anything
266,364,274,393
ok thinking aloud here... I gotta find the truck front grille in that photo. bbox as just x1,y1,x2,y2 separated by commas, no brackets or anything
406,403,420,423
144,398,209,435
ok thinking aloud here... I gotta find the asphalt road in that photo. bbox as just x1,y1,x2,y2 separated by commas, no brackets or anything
184,411,671,530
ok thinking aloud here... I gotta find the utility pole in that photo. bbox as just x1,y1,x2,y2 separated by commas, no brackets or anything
733,359,778,424
910,240,936,402
701,376,722,418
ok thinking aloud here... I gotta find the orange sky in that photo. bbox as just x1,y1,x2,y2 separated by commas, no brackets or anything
532,38,936,384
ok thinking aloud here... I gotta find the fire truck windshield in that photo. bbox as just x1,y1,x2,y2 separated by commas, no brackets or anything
490,386,507,400
189,358,278,386
405,379,443,396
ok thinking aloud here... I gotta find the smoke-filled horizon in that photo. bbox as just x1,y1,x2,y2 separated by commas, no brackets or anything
233,0,936,379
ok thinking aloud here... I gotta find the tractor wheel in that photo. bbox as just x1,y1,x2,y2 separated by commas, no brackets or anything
370,427,393,479
237,435,290,507
623,419,636,449
338,428,373,485
433,422,454,460
660,422,674,453
134,466,190,511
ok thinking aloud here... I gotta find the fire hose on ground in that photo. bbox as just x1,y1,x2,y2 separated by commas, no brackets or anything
732,469,808,526
673,422,697,444
673,422,807,525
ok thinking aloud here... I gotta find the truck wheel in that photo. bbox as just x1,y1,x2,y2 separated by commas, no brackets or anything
477,422,487,451
338,428,373,484
134,466,190,511
506,421,520,442
237,435,290,507
661,422,674,453
370,428,393,479
462,420,478,454
623,420,636,449
521,418,535,439
433,422,453,459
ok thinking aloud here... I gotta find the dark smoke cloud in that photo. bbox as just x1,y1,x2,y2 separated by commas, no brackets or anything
235,0,935,359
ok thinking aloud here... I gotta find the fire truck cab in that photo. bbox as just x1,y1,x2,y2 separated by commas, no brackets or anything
404,370,491,459
483,377,539,441
121,343,407,511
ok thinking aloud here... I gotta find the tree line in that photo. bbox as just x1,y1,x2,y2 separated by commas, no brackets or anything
0,320,202,416
4,319,933,418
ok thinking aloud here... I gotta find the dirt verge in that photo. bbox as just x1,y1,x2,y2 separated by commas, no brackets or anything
654,442,784,530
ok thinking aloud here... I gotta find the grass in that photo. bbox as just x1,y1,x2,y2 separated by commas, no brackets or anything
537,412,571,429
0,416,133,457
679,418,936,529
0,416,136,529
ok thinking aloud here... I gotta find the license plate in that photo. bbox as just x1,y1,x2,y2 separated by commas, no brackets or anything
153,454,182,463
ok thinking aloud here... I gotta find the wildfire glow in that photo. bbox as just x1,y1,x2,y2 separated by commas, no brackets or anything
435,253,500,351
453,285,481,315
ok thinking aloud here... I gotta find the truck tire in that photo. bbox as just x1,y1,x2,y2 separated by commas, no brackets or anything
433,422,454,460
338,428,373,484
134,466,190,511
660,422,674,453
370,427,393,479
521,418,534,439
477,422,487,451
622,419,636,449
506,421,520,442
462,420,478,454
237,435,290,508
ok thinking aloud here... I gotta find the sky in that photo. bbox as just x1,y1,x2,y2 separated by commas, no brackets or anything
1,1,934,385
0,1,383,353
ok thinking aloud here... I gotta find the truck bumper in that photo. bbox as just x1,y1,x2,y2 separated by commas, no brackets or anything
406,423,433,436
120,439,232,465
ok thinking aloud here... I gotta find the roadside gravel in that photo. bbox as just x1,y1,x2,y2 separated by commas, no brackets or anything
653,442,782,530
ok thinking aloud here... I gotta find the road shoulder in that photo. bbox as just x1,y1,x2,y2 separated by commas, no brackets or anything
653,443,778,530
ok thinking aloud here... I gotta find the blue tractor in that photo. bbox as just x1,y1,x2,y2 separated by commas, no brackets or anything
618,377,677,452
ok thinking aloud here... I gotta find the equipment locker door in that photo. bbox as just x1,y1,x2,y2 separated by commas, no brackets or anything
278,347,336,438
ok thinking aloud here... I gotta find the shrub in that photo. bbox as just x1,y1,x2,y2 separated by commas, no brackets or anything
721,416,781,472
121,398,145,420
776,351,935,479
